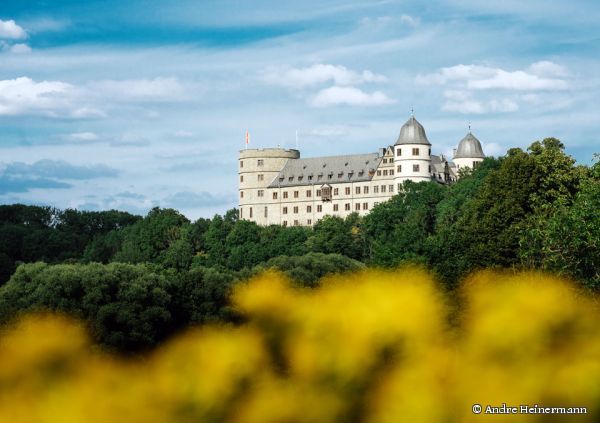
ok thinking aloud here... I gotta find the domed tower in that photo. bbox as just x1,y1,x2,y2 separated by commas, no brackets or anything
238,148,299,224
394,115,432,184
453,131,485,172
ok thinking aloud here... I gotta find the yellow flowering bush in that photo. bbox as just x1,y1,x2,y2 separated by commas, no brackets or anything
0,268,598,422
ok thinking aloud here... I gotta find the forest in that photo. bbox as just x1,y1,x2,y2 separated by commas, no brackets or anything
0,138,598,352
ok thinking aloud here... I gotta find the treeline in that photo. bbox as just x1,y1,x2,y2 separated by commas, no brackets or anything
0,138,598,351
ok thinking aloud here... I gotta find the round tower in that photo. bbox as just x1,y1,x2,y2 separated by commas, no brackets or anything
393,115,432,184
238,148,300,223
453,131,485,172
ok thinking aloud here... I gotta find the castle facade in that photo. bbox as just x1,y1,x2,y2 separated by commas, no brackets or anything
238,115,485,226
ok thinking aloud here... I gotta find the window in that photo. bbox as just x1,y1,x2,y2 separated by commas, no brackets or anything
473,161,479,168
412,148,419,156
240,208,243,218
322,186,332,201
258,174,264,181
316,189,322,196
429,165,432,173
240,161,244,168
374,186,379,193
390,170,394,176
396,149,401,156
333,204,339,211
307,219,312,225
257,190,264,197
334,188,339,195
345,187,351,195
413,164,420,172
250,207,253,218
364,186,369,194
293,206,298,214
390,158,394,163
294,191,299,198
377,170,382,176
363,202,368,210
306,190,311,197
383,169,388,176
273,192,278,200
283,191,288,199
383,158,388,164
381,185,386,193
240,191,244,198
264,206,268,218
257,159,264,166
355,186,361,194
397,183,402,192
317,205,322,212
355,203,360,211
389,185,394,193
397,165,402,173
308,175,313,181
240,175,244,182
283,221,288,227
307,205,312,213
345,203,351,211
429,149,431,156
283,207,288,215
294,220,299,226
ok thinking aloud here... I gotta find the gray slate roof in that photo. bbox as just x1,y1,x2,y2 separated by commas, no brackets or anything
395,116,431,146
455,132,485,159
268,153,382,188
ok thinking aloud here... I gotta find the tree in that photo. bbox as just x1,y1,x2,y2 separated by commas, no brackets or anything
253,252,364,288
306,214,365,260
519,158,600,289
114,208,190,264
363,181,445,267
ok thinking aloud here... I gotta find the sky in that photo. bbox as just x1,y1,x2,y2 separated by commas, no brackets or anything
1,0,599,220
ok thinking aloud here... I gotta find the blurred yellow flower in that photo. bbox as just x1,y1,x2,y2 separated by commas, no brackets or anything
0,268,598,422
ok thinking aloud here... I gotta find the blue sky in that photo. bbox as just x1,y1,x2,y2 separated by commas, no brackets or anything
1,0,599,219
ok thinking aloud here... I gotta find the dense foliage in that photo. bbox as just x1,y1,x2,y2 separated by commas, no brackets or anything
0,138,598,350
1,269,598,422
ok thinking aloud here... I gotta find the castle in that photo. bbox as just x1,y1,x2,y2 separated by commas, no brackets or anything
238,115,485,226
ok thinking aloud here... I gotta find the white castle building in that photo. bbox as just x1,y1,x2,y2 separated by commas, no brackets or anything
238,115,485,226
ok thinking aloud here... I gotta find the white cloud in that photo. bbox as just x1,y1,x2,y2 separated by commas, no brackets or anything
88,77,185,102
310,86,394,107
468,70,567,91
262,64,387,89
174,130,193,138
528,61,568,77
418,62,568,91
0,77,75,116
308,126,349,137
68,132,99,142
9,43,32,54
442,90,519,114
360,14,420,28
399,14,420,27
0,19,27,39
